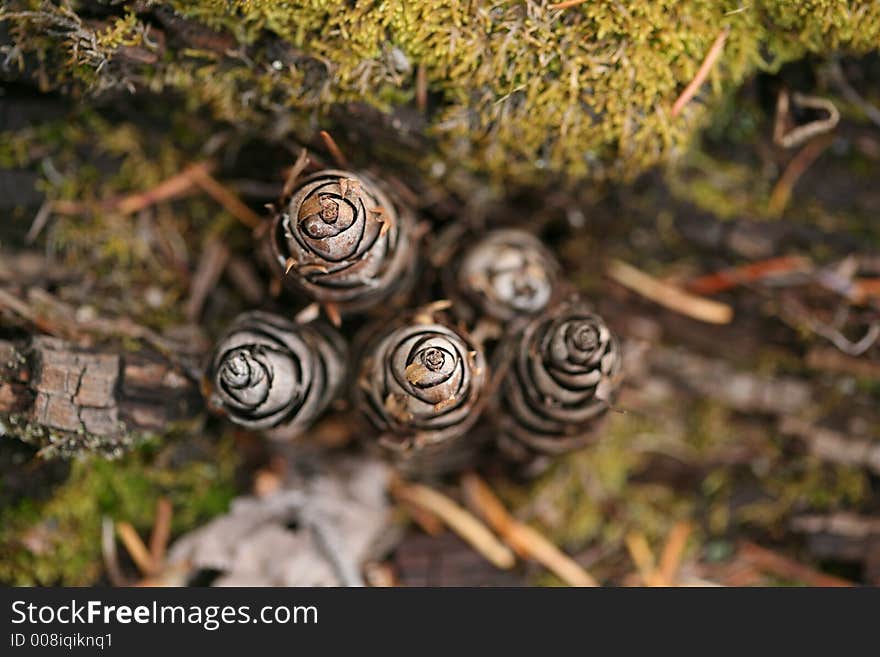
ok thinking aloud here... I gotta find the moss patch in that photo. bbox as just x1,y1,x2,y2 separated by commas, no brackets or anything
3,1,879,188
0,434,237,585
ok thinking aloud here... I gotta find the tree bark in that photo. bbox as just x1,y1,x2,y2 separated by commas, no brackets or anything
0,335,202,457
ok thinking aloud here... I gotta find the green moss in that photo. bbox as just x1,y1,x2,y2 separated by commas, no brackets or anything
3,1,879,188
0,434,237,585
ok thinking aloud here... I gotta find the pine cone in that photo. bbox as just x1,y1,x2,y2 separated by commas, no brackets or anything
206,311,345,440
444,229,560,327
495,296,622,461
269,169,417,315
355,314,488,474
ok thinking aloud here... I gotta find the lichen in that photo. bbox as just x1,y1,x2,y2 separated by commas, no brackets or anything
3,1,879,188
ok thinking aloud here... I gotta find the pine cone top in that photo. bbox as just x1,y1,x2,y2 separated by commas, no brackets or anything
207,311,345,439
270,169,416,314
448,229,560,324
356,317,488,451
499,297,621,454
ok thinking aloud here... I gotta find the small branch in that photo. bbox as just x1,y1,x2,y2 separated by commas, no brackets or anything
461,472,598,586
686,255,812,295
188,166,263,229
826,59,880,130
779,417,880,476
773,91,839,149
149,497,173,568
549,0,588,9
102,517,127,586
624,532,657,585
116,161,213,215
607,259,734,324
806,347,880,379
416,64,428,113
768,134,834,217
281,149,311,199
117,522,157,576
738,541,853,587
185,238,230,321
671,28,730,118
399,499,446,536
390,476,515,570
319,130,350,169
657,522,692,586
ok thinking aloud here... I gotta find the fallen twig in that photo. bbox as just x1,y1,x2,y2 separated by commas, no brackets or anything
738,540,853,587
773,90,840,149
671,28,730,118
607,259,734,324
549,0,588,9
102,517,127,586
461,472,598,586
416,64,428,113
319,130,349,169
399,499,446,537
806,347,880,379
281,148,311,199
149,497,173,569
116,161,213,215
185,238,230,321
657,522,692,586
851,278,880,304
189,165,263,229
826,59,880,130
117,521,157,576
686,255,812,295
389,476,515,570
624,532,657,585
779,417,880,475
768,134,834,216
26,199,53,243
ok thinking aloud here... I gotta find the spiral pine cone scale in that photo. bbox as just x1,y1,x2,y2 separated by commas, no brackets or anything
207,311,346,440
270,169,416,314
355,319,488,473
497,297,622,456
445,229,561,326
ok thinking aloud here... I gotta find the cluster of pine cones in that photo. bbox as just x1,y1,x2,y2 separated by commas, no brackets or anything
205,169,623,476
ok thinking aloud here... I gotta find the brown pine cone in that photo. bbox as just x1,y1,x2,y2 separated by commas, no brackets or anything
206,311,345,440
443,229,560,327
495,296,622,462
269,169,417,315
354,312,489,475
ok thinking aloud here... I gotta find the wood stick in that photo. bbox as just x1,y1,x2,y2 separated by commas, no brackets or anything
549,0,588,9
399,499,446,537
768,134,833,217
738,540,853,587
117,522,156,576
806,347,880,379
461,472,598,586
189,165,263,229
671,28,730,117
416,64,428,113
390,477,515,570
608,259,734,324
185,238,230,321
319,130,350,169
101,517,127,586
149,497,173,568
282,149,311,199
116,161,212,215
657,521,692,586
686,255,812,295
625,532,657,585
